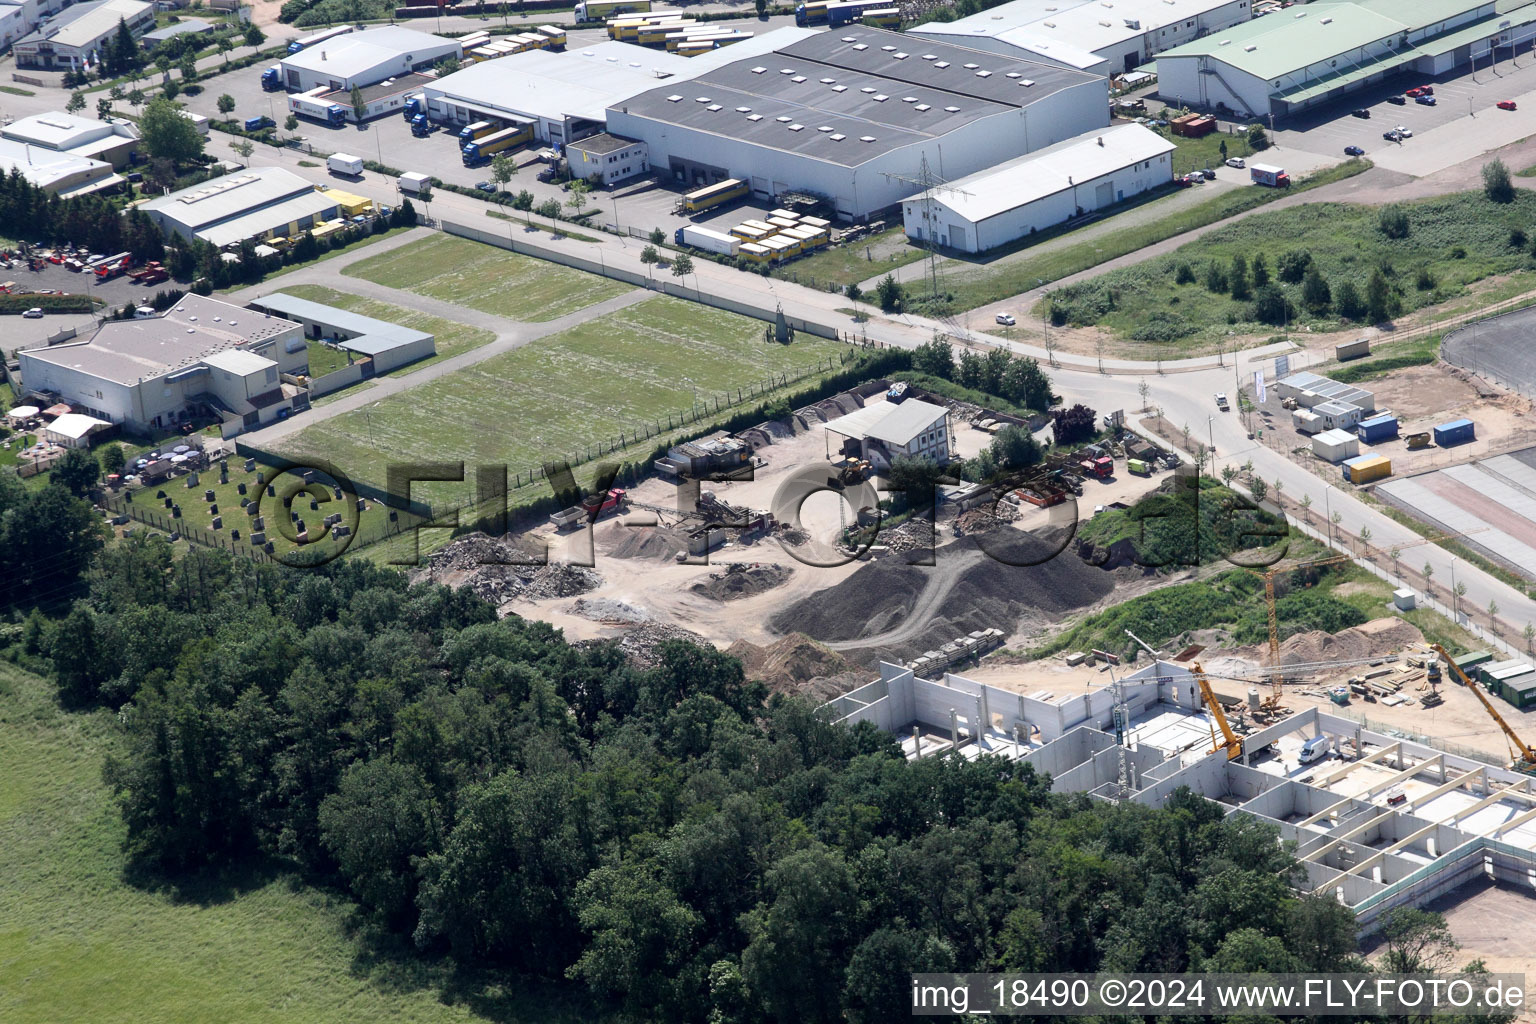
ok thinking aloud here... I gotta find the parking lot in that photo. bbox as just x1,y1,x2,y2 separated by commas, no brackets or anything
1273,51,1536,172
0,259,161,359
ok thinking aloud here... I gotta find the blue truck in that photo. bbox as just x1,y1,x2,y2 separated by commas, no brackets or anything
260,64,282,91
243,115,275,132
410,113,432,136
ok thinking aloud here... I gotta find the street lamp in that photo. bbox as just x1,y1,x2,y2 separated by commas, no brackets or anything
1323,484,1333,546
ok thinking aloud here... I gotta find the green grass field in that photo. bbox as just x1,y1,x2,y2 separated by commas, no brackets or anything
771,225,926,289
304,339,352,377
0,662,602,1024
272,295,846,508
343,234,630,322
281,284,496,376
1168,130,1255,176
1040,185,1536,349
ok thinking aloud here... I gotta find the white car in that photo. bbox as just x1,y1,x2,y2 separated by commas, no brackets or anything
1395,125,1413,137
1225,157,1245,168
1214,392,1230,411
22,307,43,318
995,312,1016,326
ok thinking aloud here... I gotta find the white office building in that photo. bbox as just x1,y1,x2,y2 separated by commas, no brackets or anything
901,123,1174,253
2,111,141,167
13,0,153,69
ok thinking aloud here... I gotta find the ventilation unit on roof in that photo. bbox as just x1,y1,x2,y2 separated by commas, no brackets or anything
1124,18,1140,28
776,115,793,121
852,43,867,49
666,94,683,101
737,105,751,111
830,133,845,141
818,125,832,131
976,69,992,77
873,94,888,100
788,123,804,131
922,53,937,59
751,66,766,73
902,95,917,102
860,135,876,142
832,85,847,91
963,62,979,68
841,35,855,42
781,67,794,73
894,52,908,58
792,75,806,82
747,114,763,120
1219,38,1231,45
695,96,710,102
944,105,960,112
1244,43,1256,50
707,104,722,111
820,77,835,82
1322,16,1332,23
1020,79,1034,86
1099,20,1111,27
881,44,895,50
914,103,930,111
861,86,876,92
1043,20,1055,27
1005,71,1020,78
934,60,949,67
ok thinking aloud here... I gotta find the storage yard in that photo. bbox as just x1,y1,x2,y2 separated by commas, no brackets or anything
1377,449,1536,582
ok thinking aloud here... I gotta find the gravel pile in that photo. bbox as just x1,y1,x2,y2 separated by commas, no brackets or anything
572,597,652,623
415,534,602,604
881,517,935,554
690,562,794,602
606,524,687,561
615,623,711,668
770,530,1114,661
727,632,859,698
954,504,1017,537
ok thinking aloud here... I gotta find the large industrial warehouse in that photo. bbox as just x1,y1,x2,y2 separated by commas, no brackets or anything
1156,0,1536,117
901,122,1175,252
277,25,459,93
910,0,1254,75
605,26,1109,219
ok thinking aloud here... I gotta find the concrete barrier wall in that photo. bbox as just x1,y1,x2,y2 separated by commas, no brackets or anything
308,361,367,397
442,220,840,340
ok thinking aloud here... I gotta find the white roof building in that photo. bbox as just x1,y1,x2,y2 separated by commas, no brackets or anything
43,412,111,448
278,25,460,93
902,123,1174,253
2,111,141,167
0,137,116,195
18,295,306,434
910,0,1254,75
825,397,952,467
140,166,341,248
14,0,153,70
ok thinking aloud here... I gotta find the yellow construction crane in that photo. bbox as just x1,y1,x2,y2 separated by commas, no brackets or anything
1193,662,1243,761
1429,644,1536,775
1247,550,1357,704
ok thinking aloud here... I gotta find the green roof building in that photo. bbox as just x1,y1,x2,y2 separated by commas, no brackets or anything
1155,0,1536,116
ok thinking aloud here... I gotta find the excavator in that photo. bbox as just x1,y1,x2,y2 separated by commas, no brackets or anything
1429,644,1536,775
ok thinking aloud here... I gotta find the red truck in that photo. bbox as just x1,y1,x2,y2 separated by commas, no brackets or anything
94,254,132,280
549,488,628,530
129,261,169,285
1079,457,1114,480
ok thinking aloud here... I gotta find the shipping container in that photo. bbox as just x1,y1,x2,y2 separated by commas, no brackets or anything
1355,414,1398,444
575,0,651,20
678,178,748,213
729,223,774,241
1453,650,1493,672
1433,418,1475,446
1335,337,1371,360
1342,453,1391,484
1311,428,1359,463
674,224,740,257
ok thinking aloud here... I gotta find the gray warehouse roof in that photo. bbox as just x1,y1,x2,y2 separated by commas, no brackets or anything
248,292,433,355
142,166,318,231
281,25,456,79
23,295,298,385
615,26,1099,168
825,397,948,446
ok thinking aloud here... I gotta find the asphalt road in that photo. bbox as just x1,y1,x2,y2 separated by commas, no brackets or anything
1441,305,1536,400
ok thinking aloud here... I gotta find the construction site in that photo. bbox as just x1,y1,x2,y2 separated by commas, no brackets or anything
822,639,1536,935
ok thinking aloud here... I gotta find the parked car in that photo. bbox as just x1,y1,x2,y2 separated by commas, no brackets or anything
1386,94,1407,105
1201,167,1216,180
1350,108,1371,118
1415,94,1437,106
1345,145,1365,156
1498,100,1518,111
1148,118,1169,127
475,181,495,193
1382,130,1403,142
1183,172,1205,184
1225,156,1245,168
995,312,1016,326
22,307,43,318
1405,86,1432,97
1395,125,1413,137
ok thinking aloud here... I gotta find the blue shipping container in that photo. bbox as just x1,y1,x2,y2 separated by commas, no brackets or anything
1433,418,1475,446
1357,415,1398,443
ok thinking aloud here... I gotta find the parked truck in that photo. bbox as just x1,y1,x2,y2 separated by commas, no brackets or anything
574,0,650,19
410,114,432,137
261,64,283,91
1250,163,1291,187
398,171,432,194
327,154,364,177
461,123,532,165
674,224,740,257
550,488,628,530
289,90,346,128
129,261,168,285
402,94,426,120
244,115,275,132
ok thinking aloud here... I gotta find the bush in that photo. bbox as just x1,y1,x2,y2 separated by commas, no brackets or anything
1483,158,1515,203
1203,260,1228,293
1335,280,1365,320
1277,249,1311,283
1510,227,1527,249
1378,205,1410,239
1174,261,1195,285
1415,265,1436,290
1250,283,1293,325
1129,310,1198,342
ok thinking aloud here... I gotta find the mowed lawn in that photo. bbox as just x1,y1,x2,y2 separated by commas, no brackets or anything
280,284,496,375
343,234,630,322
0,663,601,1024
273,295,846,504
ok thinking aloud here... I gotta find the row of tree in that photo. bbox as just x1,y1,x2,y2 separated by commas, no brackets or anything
0,168,164,263
1180,247,1399,325
910,334,1055,411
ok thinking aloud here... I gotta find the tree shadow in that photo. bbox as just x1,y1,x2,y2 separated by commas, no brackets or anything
121,852,292,908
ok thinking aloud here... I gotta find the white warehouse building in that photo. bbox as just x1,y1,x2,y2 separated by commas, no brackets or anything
13,0,151,69
902,123,1174,253
18,295,306,434
605,26,1109,220
909,0,1254,76
1155,0,1535,118
278,25,460,93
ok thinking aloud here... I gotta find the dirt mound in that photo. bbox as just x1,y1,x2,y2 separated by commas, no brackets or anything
691,562,794,601
769,529,1115,663
606,523,687,561
1233,616,1424,667
728,632,860,698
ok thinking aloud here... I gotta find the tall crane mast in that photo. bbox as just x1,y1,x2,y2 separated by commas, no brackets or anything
1192,662,1242,761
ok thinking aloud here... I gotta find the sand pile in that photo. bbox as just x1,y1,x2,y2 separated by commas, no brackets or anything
691,562,794,602
727,632,860,698
606,524,687,561
770,530,1115,661
1232,616,1424,667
